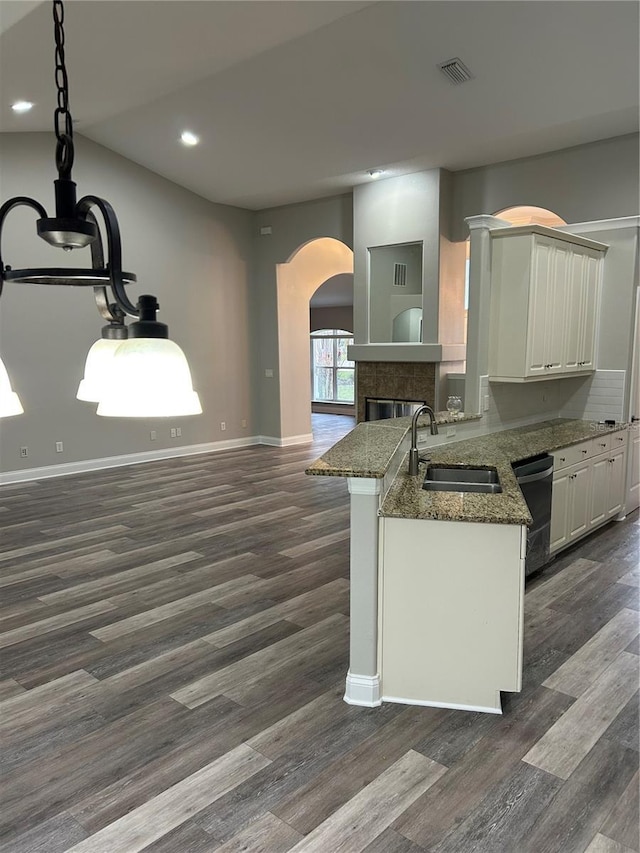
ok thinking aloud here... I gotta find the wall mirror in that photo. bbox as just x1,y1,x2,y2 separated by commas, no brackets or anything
368,242,423,343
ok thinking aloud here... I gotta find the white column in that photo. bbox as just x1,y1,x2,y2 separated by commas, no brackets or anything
463,215,511,415
344,476,383,706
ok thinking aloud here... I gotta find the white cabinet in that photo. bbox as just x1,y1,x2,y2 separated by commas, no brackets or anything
550,458,592,552
488,225,607,383
564,248,602,373
550,431,628,554
524,238,569,377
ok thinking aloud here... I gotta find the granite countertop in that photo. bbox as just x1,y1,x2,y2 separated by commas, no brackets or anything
381,419,627,525
305,411,481,479
306,416,628,525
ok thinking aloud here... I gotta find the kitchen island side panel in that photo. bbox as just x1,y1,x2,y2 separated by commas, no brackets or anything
379,517,525,713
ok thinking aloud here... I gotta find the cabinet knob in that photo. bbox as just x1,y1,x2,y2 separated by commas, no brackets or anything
581,449,588,454
559,457,566,462
599,442,607,448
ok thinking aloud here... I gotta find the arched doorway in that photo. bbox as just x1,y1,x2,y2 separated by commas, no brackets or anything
276,238,353,442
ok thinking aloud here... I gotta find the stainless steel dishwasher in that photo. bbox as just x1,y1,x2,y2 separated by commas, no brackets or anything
512,453,554,577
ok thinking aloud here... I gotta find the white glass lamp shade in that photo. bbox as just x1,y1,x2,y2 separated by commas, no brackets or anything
96,338,202,418
0,356,24,417
77,338,123,403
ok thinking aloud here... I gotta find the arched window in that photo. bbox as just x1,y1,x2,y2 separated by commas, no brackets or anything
310,329,354,403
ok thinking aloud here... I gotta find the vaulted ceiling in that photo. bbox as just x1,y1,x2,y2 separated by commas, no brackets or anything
1,1,638,210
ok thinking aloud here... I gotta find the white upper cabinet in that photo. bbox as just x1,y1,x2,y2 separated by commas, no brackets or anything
488,226,608,382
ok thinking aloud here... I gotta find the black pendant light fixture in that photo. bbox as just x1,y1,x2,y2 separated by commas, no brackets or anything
0,0,202,419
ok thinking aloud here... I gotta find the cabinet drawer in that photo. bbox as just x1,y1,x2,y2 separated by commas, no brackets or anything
553,441,593,470
591,434,612,455
610,430,628,450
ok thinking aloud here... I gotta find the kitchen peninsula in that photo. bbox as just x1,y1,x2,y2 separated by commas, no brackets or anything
307,416,628,714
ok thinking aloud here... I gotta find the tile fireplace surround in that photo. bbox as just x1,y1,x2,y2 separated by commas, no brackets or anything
356,361,436,422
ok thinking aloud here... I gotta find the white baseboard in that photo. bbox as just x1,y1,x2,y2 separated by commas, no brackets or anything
259,433,313,447
0,436,262,485
381,693,503,715
343,672,382,707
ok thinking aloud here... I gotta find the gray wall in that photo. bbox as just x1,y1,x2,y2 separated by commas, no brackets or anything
253,196,353,439
451,134,639,241
353,171,442,345
0,133,254,473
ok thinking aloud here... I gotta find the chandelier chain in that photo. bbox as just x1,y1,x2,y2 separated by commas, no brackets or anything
53,0,74,176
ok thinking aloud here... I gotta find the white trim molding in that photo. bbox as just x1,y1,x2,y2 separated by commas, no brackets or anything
259,433,313,447
464,214,511,232
559,216,640,234
0,436,261,485
347,477,383,496
0,432,320,484
344,671,382,707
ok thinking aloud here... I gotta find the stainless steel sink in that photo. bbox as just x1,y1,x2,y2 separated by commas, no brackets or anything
422,465,502,494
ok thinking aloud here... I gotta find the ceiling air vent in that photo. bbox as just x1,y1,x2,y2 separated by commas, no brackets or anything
438,57,473,85
393,263,407,287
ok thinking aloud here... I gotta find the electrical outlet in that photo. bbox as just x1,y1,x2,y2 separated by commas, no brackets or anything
20,446,28,458
170,428,177,438
220,421,226,431
176,427,182,437
241,419,247,428
446,426,456,438
150,430,156,441
483,394,490,412
55,441,64,453
265,369,273,378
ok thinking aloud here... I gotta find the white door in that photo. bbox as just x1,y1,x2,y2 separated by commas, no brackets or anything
590,456,609,528
526,241,553,377
568,462,591,541
547,244,569,374
607,450,626,518
626,290,640,514
550,470,570,552
564,249,583,372
577,251,601,371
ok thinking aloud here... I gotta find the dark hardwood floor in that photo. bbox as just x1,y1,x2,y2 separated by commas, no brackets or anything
0,413,638,853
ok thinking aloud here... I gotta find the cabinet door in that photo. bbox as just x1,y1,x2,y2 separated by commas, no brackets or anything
546,244,569,374
550,470,570,552
568,462,591,541
606,449,626,518
564,250,584,372
526,241,553,377
577,251,601,371
590,455,609,527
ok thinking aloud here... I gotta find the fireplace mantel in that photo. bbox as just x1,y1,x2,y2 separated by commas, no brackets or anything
348,343,466,363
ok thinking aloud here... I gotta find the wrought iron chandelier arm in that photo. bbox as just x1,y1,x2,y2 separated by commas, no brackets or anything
0,197,50,294
77,194,138,318
84,210,125,325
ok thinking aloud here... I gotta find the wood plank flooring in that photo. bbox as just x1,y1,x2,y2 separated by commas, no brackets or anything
0,413,638,853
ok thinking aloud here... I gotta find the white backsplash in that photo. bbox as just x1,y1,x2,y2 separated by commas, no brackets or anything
480,370,626,429
558,369,626,422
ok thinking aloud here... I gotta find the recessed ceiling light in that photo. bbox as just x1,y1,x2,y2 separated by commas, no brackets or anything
12,101,34,113
368,169,384,179
180,130,199,147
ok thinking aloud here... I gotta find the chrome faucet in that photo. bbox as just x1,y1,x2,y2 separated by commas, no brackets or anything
408,405,438,476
